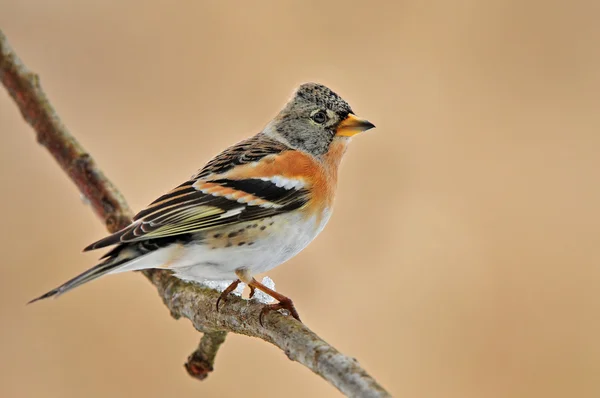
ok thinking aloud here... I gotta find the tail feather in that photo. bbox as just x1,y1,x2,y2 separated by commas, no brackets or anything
28,248,133,304
30,236,184,304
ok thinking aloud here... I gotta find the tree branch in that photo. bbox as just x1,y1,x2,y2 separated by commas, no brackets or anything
185,330,228,380
1,29,390,398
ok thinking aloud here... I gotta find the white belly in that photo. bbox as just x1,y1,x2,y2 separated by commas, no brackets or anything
132,209,332,282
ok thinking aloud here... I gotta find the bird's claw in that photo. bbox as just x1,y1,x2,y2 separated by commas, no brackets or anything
259,298,301,326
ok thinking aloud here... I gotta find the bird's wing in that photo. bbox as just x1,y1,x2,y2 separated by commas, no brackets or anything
83,136,310,251
193,134,291,179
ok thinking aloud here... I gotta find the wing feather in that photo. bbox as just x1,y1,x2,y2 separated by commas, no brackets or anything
83,136,310,251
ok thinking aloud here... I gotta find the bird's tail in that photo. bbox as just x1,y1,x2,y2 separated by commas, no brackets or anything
28,245,137,304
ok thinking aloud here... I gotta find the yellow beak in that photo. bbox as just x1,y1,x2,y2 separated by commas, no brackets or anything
335,114,376,137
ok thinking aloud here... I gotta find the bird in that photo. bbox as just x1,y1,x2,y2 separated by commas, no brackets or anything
29,82,375,323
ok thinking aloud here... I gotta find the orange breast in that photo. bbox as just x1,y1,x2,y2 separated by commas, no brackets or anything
223,138,350,218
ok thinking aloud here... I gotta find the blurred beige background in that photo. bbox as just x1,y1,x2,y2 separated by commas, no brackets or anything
1,1,599,397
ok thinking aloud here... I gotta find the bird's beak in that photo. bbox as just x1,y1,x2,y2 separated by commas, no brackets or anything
335,114,376,137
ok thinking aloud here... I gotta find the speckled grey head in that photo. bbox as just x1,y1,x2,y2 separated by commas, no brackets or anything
269,83,374,157
294,83,354,117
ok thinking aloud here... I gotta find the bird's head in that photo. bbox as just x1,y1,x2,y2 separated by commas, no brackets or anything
269,83,375,156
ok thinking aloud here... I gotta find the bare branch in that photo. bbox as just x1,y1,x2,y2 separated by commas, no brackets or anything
0,29,391,398
0,31,132,233
185,331,228,380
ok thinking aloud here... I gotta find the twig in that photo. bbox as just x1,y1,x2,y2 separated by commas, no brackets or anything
0,31,132,233
185,331,228,380
0,29,391,398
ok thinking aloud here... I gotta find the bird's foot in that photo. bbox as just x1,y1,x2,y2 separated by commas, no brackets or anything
258,297,301,326
217,273,302,326
215,279,241,311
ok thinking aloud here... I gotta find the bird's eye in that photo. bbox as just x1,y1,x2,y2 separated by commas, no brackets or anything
311,111,327,124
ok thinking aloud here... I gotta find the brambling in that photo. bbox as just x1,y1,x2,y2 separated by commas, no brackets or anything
30,83,375,323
